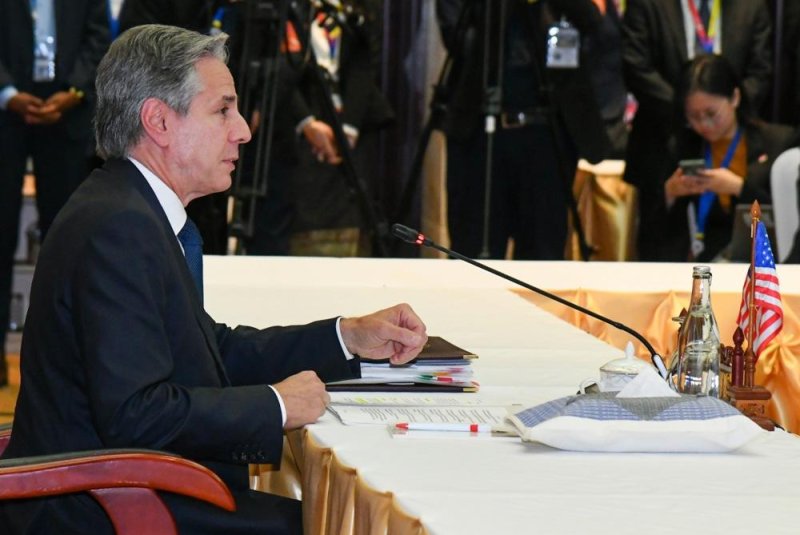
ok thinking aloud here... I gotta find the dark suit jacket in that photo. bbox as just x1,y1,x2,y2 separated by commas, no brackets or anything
663,121,797,262
621,0,773,189
786,173,800,261
1,159,360,531
0,0,109,138
282,0,394,155
436,0,611,163
119,0,216,34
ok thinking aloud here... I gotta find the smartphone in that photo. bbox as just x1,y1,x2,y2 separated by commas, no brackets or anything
679,158,706,176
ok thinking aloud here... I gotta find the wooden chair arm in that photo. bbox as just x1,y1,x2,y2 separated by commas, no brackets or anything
0,449,235,535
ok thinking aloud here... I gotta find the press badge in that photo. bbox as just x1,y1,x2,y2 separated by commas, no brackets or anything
546,19,579,69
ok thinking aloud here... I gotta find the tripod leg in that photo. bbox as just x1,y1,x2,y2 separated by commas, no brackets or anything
548,112,594,261
228,0,289,254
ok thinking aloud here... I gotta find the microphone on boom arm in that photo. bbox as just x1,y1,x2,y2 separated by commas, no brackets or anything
391,223,669,379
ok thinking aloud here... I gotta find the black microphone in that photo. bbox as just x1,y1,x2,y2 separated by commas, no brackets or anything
391,223,669,378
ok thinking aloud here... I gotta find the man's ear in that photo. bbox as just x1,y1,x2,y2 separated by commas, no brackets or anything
140,98,172,148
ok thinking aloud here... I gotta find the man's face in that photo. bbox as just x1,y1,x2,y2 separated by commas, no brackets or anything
169,57,251,203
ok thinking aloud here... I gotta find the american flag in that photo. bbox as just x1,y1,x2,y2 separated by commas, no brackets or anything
736,221,783,358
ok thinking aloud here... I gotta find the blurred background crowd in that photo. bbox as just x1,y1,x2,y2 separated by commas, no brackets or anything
3,0,800,380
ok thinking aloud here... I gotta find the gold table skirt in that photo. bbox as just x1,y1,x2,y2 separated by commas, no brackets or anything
518,289,800,433
255,287,799,534
253,431,428,535
568,159,637,261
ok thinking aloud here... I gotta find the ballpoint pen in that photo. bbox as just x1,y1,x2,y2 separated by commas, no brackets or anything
394,422,492,433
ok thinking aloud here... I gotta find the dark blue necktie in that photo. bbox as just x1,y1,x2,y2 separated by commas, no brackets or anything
178,218,204,304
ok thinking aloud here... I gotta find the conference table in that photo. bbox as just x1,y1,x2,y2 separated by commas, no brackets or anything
204,256,800,535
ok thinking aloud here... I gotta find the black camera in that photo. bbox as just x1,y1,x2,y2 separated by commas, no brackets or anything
314,0,367,31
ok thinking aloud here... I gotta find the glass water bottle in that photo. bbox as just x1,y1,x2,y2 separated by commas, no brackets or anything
666,309,687,392
675,266,721,397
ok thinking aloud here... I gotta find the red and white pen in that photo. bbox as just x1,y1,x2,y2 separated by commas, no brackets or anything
394,422,492,433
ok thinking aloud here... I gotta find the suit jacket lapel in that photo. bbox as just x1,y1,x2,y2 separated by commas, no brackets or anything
667,0,688,62
720,0,733,53
108,159,232,386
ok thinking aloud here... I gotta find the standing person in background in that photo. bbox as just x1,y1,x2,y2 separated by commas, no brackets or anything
621,0,772,261
584,0,629,159
118,0,219,34
785,171,800,262
769,0,800,126
661,54,796,262
246,0,394,256
437,0,610,261
0,0,109,386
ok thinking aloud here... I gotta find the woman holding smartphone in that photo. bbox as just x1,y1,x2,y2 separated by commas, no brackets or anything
661,54,797,262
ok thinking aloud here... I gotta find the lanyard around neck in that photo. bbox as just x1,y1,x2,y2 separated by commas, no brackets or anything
687,0,720,53
695,127,742,240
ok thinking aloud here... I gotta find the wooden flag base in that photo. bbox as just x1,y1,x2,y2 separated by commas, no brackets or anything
727,385,774,431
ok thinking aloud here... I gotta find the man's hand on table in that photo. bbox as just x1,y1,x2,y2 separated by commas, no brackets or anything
340,303,428,365
275,303,427,429
274,370,331,430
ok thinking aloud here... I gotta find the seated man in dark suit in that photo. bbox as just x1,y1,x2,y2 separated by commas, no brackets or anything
0,24,427,534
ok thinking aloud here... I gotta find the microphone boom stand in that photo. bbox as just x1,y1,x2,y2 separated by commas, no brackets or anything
477,0,507,259
392,223,668,378
228,0,288,254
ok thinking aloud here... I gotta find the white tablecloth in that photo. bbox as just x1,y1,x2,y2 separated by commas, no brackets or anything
204,257,800,534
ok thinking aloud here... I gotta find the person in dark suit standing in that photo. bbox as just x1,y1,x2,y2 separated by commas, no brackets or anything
437,0,610,260
118,0,218,33
583,0,629,159
770,0,800,126
621,0,772,260
0,0,109,386
0,24,427,534
785,172,800,262
246,0,394,256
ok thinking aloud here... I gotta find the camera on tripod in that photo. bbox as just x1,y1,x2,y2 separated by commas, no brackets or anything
313,0,366,28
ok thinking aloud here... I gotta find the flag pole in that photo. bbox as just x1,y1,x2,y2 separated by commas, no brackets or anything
744,201,760,387
728,200,776,431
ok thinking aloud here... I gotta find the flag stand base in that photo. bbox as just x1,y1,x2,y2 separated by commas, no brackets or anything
728,385,774,431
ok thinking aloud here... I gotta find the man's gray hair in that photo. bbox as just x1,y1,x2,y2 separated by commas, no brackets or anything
94,24,229,159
